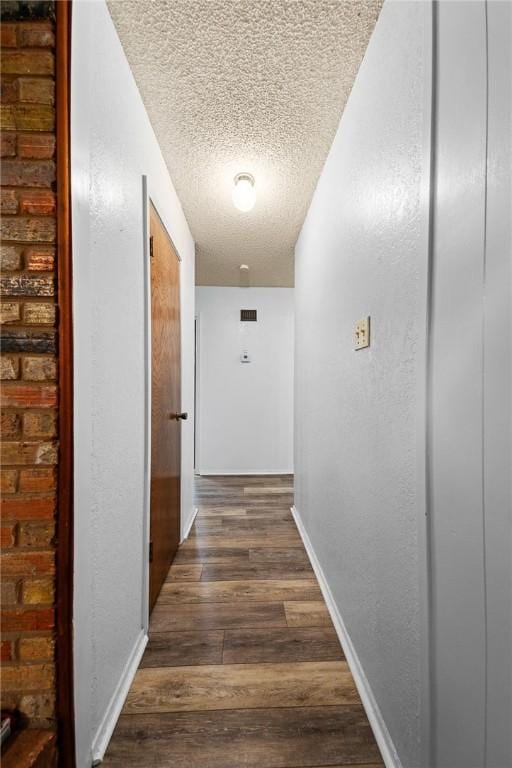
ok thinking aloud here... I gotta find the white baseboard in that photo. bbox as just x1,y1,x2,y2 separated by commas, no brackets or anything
291,505,403,768
197,469,294,476
91,629,148,763
181,506,198,542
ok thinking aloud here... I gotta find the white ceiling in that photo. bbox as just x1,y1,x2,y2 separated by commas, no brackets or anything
108,1,382,286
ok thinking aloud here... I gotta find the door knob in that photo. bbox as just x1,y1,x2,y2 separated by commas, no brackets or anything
169,412,188,421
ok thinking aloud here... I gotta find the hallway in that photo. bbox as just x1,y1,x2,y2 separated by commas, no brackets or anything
1,2,510,765
103,476,383,767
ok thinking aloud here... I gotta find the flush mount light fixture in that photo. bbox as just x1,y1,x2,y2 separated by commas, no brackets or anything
232,173,256,212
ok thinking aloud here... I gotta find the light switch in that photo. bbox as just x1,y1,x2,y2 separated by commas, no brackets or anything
355,316,370,350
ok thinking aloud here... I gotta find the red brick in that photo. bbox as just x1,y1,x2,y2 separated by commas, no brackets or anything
0,245,22,270
1,159,55,187
0,76,18,103
1,469,18,494
18,692,55,721
1,132,17,157
0,356,20,380
0,495,56,520
22,357,56,381
17,133,55,159
0,302,21,324
1,551,55,576
22,578,55,606
1,274,55,296
1,641,14,662
1,104,16,130
23,411,57,438
24,247,55,270
1,578,19,605
1,384,57,408
22,302,56,325
18,23,55,49
0,442,57,466
1,412,21,438
18,78,54,105
18,468,55,493
1,216,55,243
13,103,54,131
1,24,17,48
1,51,54,76
1,523,17,547
18,522,55,548
18,637,54,662
19,190,55,215
1,608,54,633
2,662,54,691
1,189,19,214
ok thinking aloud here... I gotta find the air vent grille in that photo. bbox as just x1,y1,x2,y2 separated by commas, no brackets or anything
240,309,257,321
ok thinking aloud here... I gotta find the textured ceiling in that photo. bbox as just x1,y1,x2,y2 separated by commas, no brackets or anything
108,1,382,286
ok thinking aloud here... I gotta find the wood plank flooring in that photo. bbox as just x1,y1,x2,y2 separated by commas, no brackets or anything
103,475,384,768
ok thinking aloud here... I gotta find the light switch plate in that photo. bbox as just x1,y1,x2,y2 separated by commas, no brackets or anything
355,316,370,350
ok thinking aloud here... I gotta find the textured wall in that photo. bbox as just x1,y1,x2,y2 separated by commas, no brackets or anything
294,2,429,765
483,4,512,764
429,2,512,766
71,2,195,765
0,2,58,741
196,287,294,474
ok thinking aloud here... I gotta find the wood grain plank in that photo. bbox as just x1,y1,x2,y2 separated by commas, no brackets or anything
223,626,344,664
249,547,310,564
285,601,333,627
150,601,287,632
191,520,298,537
173,546,250,565
201,561,314,581
141,631,224,668
159,579,321,604
103,474,384,768
244,486,294,494
198,507,248,516
124,661,357,714
180,534,303,549
166,564,203,581
104,706,382,768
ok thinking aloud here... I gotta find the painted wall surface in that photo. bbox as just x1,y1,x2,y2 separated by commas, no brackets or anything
71,2,195,765
483,4,512,765
430,2,512,766
294,3,429,764
196,287,294,474
295,1,511,767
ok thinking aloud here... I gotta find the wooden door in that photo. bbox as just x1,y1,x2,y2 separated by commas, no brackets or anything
149,204,181,612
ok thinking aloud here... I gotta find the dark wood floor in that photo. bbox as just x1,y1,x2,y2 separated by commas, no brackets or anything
103,475,383,768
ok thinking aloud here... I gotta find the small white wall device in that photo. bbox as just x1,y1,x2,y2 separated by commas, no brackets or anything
240,350,251,363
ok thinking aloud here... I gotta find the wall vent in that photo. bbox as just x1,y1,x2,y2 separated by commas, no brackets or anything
240,309,257,321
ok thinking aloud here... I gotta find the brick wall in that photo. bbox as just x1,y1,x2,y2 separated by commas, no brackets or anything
1,2,58,731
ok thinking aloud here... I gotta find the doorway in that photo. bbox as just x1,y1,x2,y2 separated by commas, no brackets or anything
149,203,183,612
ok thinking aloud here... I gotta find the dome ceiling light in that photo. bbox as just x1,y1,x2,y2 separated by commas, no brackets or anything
232,172,256,212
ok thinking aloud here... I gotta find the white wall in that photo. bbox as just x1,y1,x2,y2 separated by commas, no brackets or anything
483,5,512,765
71,2,195,765
429,2,512,767
295,3,429,764
196,287,294,475
294,2,511,768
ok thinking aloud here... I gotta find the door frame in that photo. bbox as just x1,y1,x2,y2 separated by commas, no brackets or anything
141,176,151,633
194,312,201,475
56,1,76,765
142,180,184,627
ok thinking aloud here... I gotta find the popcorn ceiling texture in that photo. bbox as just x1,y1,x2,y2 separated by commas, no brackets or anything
108,0,382,286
